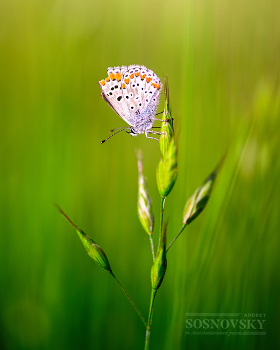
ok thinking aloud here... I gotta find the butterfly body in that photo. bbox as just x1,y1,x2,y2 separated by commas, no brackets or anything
99,65,162,139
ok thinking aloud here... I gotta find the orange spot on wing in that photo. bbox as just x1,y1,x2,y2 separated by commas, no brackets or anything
116,73,121,81
124,78,130,84
157,83,161,89
130,73,134,78
122,83,126,88
141,74,146,80
110,73,116,80
105,77,110,82
146,77,152,83
135,72,140,77
100,80,106,86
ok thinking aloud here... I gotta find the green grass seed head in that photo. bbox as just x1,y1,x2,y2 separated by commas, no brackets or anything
136,150,154,235
76,230,113,274
159,77,174,156
156,138,178,197
183,169,217,225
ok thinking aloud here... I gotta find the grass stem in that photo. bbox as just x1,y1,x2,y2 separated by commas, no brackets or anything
158,196,166,251
114,275,147,327
144,289,157,350
167,224,187,252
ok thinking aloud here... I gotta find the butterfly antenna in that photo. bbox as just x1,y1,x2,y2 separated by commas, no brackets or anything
100,127,130,144
155,111,164,116
109,126,128,133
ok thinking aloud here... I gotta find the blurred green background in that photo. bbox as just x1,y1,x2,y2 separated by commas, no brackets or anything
1,0,280,349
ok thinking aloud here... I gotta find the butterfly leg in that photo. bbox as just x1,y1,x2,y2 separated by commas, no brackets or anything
145,135,160,141
148,130,162,135
145,130,162,141
153,117,172,123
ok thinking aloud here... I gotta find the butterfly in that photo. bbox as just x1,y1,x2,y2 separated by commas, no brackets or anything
98,65,162,143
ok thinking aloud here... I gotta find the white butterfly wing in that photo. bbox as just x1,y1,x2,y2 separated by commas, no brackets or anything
120,65,162,125
99,65,162,130
98,66,133,126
